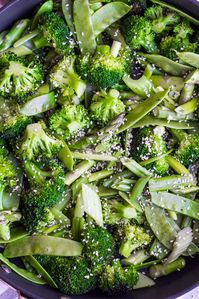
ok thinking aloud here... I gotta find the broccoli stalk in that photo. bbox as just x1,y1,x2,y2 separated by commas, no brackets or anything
170,129,199,166
18,122,63,161
0,211,21,241
90,89,125,126
119,223,151,258
0,53,43,100
99,260,139,295
50,56,86,101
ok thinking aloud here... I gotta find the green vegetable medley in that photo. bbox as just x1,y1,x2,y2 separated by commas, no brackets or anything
0,0,199,295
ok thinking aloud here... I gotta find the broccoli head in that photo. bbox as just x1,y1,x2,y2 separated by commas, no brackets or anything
123,15,157,53
145,5,180,33
132,126,169,176
118,223,151,258
49,104,91,140
34,12,73,55
20,169,65,232
160,21,197,60
170,129,199,166
0,52,43,100
77,45,129,89
99,260,139,295
90,89,125,126
17,122,63,161
50,56,86,100
35,256,97,295
81,225,116,274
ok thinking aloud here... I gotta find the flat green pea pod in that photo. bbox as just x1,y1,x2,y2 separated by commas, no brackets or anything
20,91,56,116
185,70,199,85
123,73,154,98
59,142,74,171
140,53,194,76
62,0,76,38
4,236,83,258
0,253,46,285
73,0,96,54
151,75,184,91
118,90,168,132
145,204,179,249
31,0,53,29
92,2,131,37
0,226,28,244
175,51,199,69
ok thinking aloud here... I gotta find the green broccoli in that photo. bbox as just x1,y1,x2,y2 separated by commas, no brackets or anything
144,5,180,33
170,129,199,166
0,210,21,241
119,223,151,258
50,56,86,100
17,122,63,161
132,126,169,176
99,260,139,295
123,15,157,53
160,21,197,60
77,44,129,89
49,104,91,140
33,12,73,55
90,89,125,126
0,52,43,100
81,225,116,274
35,256,97,295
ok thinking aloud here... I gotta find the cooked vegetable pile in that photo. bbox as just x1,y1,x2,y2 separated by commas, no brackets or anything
0,0,199,295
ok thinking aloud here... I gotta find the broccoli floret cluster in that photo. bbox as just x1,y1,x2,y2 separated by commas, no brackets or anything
0,53,44,100
77,45,129,89
133,126,169,176
49,104,91,140
34,12,73,55
99,260,139,295
90,89,125,126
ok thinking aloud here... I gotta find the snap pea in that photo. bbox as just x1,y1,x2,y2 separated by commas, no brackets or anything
4,236,83,258
130,176,151,203
20,91,56,116
151,192,199,220
88,170,114,183
118,90,168,133
149,239,169,260
151,75,184,91
98,186,118,198
73,0,96,54
13,30,39,48
179,83,195,105
62,0,76,38
166,155,190,175
92,2,131,37
154,107,195,121
59,142,74,171
149,258,186,279
145,204,178,249
72,151,117,161
0,253,46,285
140,150,173,167
31,0,53,29
185,70,199,84
0,226,28,244
121,158,151,177
140,53,194,76
151,0,199,25
175,98,198,115
175,51,199,69
8,45,33,56
123,74,154,98
64,160,95,186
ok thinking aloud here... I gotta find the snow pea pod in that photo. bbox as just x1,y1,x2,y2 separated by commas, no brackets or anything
121,158,151,177
62,0,76,38
92,2,131,37
140,53,194,76
0,226,28,244
123,73,153,98
151,192,199,220
65,160,95,185
0,253,46,285
73,0,96,54
151,75,184,91
31,0,53,29
118,90,168,132
4,236,83,258
145,204,178,249
175,51,199,69
20,91,56,116
59,142,74,171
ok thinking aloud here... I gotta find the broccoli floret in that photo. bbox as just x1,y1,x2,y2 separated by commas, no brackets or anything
35,256,97,295
50,56,86,100
170,129,199,166
0,210,21,241
0,52,44,100
123,15,157,53
20,169,65,232
119,223,151,258
33,12,73,55
160,21,197,60
90,89,125,126
133,126,169,176
99,260,139,295
145,5,180,34
49,104,91,140
81,225,116,274
17,122,63,161
77,44,129,89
